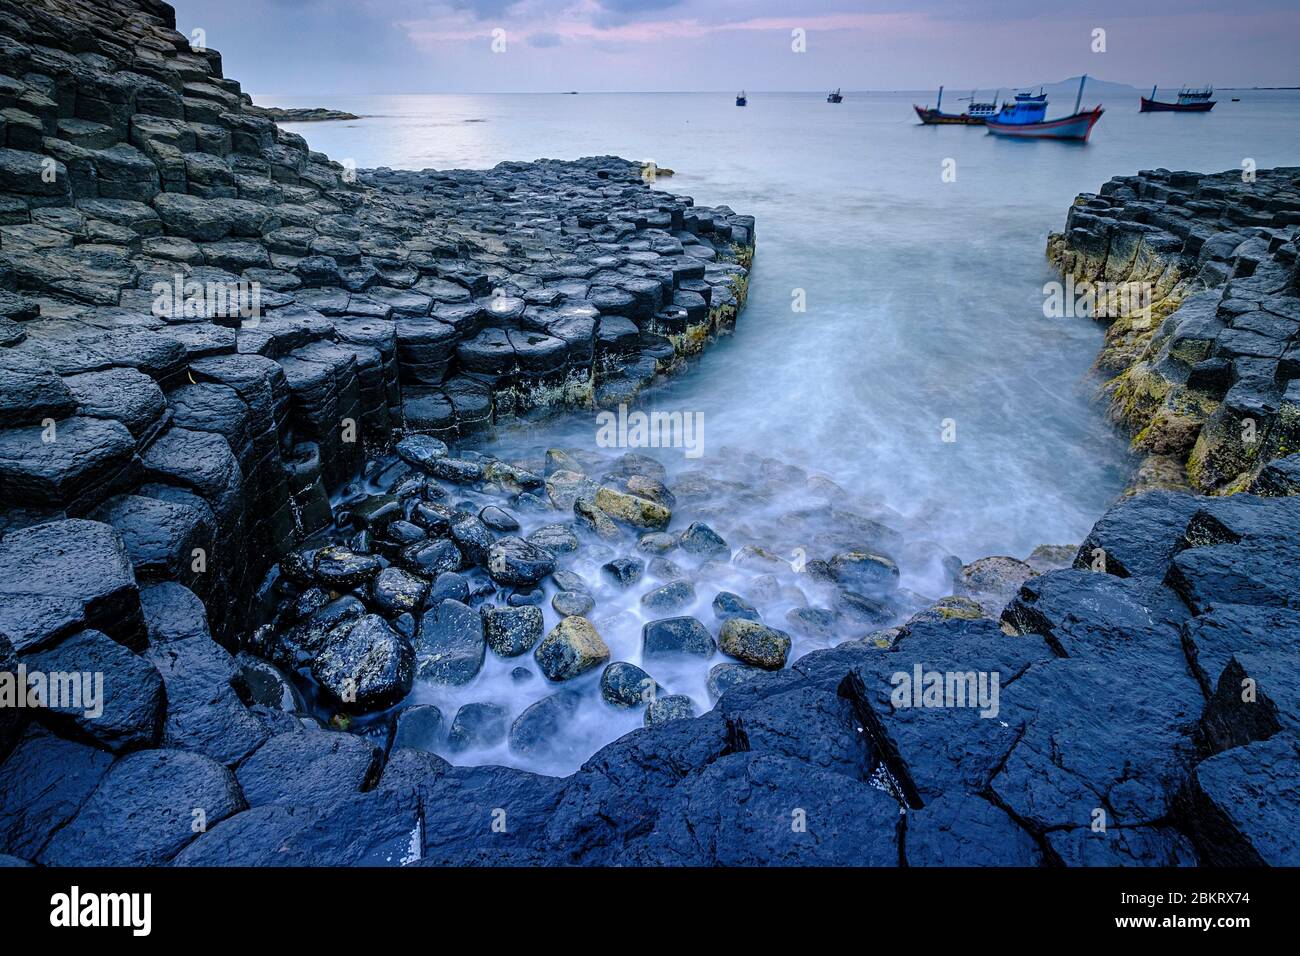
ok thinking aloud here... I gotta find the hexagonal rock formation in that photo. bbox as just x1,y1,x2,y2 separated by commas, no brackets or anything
0,0,1297,870
1047,166,1300,494
0,0,755,649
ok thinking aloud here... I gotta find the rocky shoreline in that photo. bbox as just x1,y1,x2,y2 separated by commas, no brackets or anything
0,0,1297,868
1048,165,1300,495
239,98,362,124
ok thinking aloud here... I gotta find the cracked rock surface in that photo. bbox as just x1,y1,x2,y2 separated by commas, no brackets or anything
0,0,1296,867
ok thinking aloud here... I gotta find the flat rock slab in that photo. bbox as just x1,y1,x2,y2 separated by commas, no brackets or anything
62,367,166,437
1181,734,1300,866
903,792,1044,866
38,748,245,866
235,729,381,807
90,493,215,583
0,725,114,861
143,636,269,767
0,592,85,654
0,354,76,427
0,519,143,646
23,628,164,753
625,753,901,866
0,416,136,509
174,789,422,866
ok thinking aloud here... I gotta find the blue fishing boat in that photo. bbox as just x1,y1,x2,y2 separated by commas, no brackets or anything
985,76,1103,142
735,90,747,107
827,88,843,104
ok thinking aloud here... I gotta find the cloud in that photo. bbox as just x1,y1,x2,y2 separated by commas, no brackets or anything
172,0,1300,95
445,0,526,17
592,0,684,28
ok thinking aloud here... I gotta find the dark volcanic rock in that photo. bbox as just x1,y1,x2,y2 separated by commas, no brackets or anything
39,749,245,866
487,536,556,587
7,0,1300,871
142,634,268,766
1046,824,1197,867
642,616,715,659
236,730,381,808
903,792,1044,866
0,726,114,861
600,661,659,708
712,590,760,622
179,789,423,867
24,628,164,753
706,661,767,702
1179,734,1299,866
447,702,509,751
644,694,696,726
0,354,76,427
1073,489,1200,578
416,599,486,685
0,417,136,510
0,519,143,646
624,753,900,865
0,636,21,761
1001,568,1189,662
481,604,544,657
312,545,382,590
719,618,792,670
641,579,695,612
311,614,415,712
534,616,609,681
509,690,582,756
370,567,429,616
392,704,444,752
0,594,85,655
679,521,729,557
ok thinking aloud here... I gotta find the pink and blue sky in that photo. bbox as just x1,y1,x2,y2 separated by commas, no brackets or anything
171,0,1300,95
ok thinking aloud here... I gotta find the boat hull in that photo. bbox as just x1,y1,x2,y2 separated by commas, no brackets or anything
985,107,1104,141
1139,96,1215,112
913,105,984,125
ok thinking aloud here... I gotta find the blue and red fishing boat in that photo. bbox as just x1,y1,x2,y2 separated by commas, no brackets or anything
985,75,1104,142
1140,85,1215,112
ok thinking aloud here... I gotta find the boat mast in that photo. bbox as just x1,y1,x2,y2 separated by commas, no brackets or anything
937,85,943,111
1074,74,1087,114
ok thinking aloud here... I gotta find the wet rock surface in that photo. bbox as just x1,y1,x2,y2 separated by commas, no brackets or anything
1049,166,1300,495
0,0,1295,868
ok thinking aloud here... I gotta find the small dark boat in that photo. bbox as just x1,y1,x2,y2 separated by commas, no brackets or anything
985,75,1103,142
1140,85,1215,112
827,88,843,103
736,90,747,107
913,85,997,125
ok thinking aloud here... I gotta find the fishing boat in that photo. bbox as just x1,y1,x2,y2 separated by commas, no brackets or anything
735,90,747,107
985,75,1104,142
827,88,843,103
913,85,997,125
1140,85,1215,112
